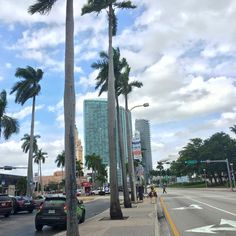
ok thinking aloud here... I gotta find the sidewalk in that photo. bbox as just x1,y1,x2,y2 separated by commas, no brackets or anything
56,197,158,236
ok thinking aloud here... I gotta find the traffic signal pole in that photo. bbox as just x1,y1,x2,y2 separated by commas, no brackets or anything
200,159,233,191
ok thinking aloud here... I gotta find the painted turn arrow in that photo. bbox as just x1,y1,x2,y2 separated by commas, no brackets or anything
173,204,203,210
186,219,236,234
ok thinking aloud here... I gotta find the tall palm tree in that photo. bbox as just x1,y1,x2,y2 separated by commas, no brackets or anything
55,150,65,180
0,90,19,140
120,63,143,201
28,1,78,234
82,0,136,219
34,149,47,193
10,66,43,197
92,48,131,208
21,133,40,154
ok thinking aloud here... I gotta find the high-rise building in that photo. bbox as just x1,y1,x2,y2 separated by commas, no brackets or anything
83,99,129,186
75,126,83,164
135,119,152,182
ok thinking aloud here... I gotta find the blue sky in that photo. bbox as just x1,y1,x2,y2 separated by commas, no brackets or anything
1,0,236,177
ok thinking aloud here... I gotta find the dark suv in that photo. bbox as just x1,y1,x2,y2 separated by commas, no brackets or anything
35,195,85,231
0,194,13,217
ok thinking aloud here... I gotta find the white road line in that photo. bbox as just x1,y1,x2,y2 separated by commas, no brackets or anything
188,197,236,216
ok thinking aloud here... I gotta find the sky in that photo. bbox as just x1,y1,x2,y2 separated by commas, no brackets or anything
1,0,236,177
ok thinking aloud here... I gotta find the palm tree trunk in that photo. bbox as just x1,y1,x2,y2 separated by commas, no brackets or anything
39,160,43,194
125,94,137,202
27,96,36,197
64,0,79,235
108,4,123,219
116,96,131,208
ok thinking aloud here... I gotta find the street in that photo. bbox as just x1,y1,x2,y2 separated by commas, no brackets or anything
0,197,109,236
159,188,236,236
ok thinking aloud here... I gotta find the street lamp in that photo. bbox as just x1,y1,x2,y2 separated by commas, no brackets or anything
230,163,236,189
130,103,149,111
126,102,149,202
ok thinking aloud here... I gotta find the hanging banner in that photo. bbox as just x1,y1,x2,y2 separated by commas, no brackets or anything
132,131,142,161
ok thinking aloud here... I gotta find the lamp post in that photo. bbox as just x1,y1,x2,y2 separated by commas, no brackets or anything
203,169,207,188
126,102,149,202
230,163,236,189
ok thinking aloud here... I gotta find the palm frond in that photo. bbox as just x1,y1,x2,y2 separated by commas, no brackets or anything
28,0,58,15
81,0,109,15
114,1,136,9
1,115,19,140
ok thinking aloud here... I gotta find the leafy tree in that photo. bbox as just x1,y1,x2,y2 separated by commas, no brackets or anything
0,90,19,140
28,1,78,233
10,66,43,197
92,48,131,208
21,133,40,154
34,149,47,193
82,0,136,219
16,177,27,195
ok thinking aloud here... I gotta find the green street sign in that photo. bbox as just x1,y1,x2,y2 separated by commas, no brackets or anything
185,160,198,164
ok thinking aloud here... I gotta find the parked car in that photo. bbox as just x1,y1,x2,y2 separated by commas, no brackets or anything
35,195,86,231
91,187,105,195
0,194,13,217
33,195,45,209
10,196,35,214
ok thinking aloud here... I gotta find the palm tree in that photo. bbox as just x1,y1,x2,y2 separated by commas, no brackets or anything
76,160,84,178
92,48,131,208
28,1,78,234
34,149,47,193
55,150,65,180
10,66,43,197
0,90,19,140
120,63,143,201
230,125,236,135
82,0,136,219
85,153,102,186
21,133,40,154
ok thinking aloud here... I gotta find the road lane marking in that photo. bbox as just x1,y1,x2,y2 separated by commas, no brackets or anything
173,204,202,210
188,197,236,216
160,197,181,236
186,219,236,234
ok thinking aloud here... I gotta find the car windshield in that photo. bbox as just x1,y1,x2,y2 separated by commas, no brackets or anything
44,198,66,207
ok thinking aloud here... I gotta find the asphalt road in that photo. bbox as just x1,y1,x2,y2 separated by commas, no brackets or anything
159,188,236,236
0,197,110,236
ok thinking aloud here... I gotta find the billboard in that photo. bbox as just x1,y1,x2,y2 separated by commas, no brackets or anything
132,130,142,161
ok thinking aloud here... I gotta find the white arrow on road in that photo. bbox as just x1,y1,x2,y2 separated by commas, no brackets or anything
186,219,236,234
173,204,203,210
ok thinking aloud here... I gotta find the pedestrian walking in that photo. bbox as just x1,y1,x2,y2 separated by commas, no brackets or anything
162,184,167,194
148,186,157,203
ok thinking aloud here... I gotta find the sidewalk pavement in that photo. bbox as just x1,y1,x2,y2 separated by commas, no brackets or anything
56,197,158,236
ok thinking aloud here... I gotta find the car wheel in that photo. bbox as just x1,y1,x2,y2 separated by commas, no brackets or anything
28,210,33,213
79,210,85,223
4,213,10,218
35,224,43,231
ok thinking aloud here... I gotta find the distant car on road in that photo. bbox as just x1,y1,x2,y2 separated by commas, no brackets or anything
35,195,85,231
10,196,35,214
0,194,13,217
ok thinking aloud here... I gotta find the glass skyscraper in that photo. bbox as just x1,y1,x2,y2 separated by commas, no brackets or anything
135,119,153,182
83,99,129,186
